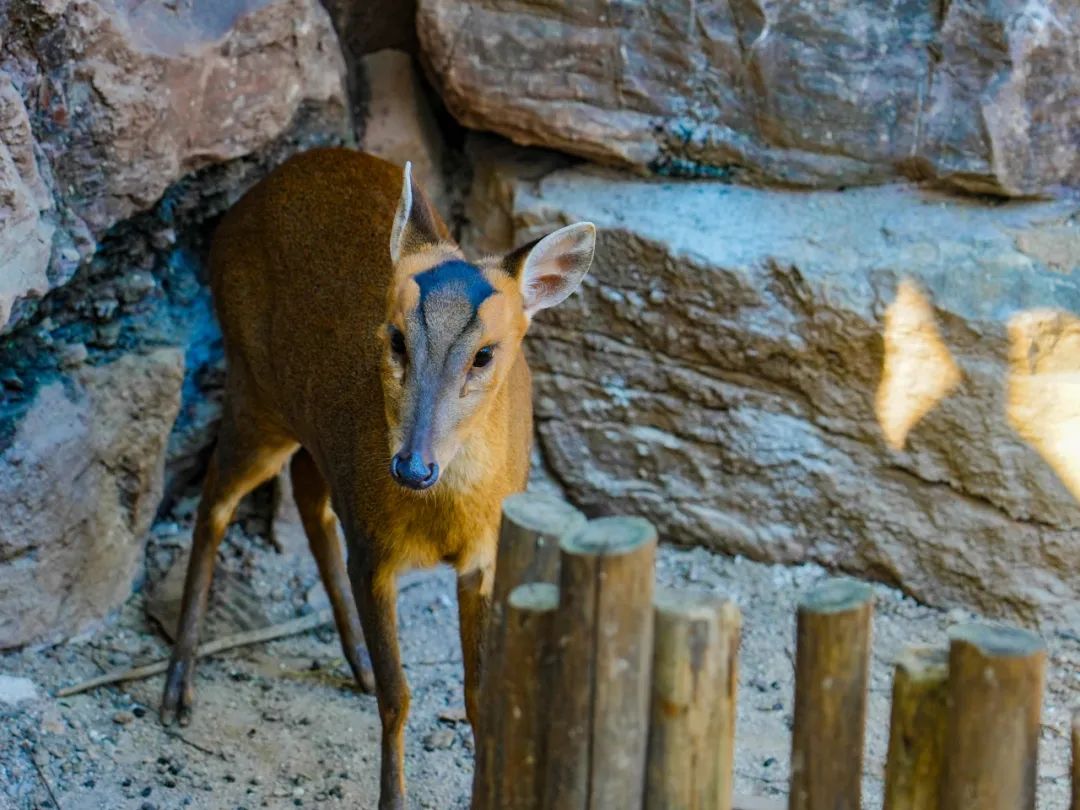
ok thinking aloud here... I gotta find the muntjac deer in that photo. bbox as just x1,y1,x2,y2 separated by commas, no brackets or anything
159,147,595,809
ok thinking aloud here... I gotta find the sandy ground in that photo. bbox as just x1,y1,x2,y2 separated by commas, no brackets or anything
2,500,1078,810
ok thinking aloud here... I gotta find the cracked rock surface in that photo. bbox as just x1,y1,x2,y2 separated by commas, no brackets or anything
420,0,1080,195
466,148,1080,623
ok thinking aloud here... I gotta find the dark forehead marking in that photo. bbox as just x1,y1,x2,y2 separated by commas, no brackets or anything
414,260,496,315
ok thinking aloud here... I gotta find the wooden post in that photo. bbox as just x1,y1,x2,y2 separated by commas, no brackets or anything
940,623,1045,810
645,588,742,810
494,583,559,810
883,646,949,810
491,493,587,609
1072,709,1080,810
788,578,874,810
542,517,658,810
473,494,585,810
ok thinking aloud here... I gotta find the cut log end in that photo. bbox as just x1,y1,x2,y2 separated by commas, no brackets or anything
502,492,587,537
799,578,874,615
895,644,949,681
654,586,739,625
561,516,657,556
948,623,1045,658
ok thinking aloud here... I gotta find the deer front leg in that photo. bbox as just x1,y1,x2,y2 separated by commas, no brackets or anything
346,543,408,810
457,563,494,734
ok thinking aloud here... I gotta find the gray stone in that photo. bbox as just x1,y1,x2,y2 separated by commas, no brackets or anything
419,0,1080,196
0,674,39,705
468,153,1080,624
0,349,184,647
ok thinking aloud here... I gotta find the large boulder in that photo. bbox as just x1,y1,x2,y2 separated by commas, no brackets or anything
468,149,1080,624
0,350,184,648
0,0,348,332
419,0,1080,197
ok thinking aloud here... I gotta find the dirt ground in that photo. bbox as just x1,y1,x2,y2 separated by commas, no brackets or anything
2,490,1078,810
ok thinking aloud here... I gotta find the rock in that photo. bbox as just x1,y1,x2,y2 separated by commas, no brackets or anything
0,0,348,332
437,706,469,725
112,710,135,725
921,0,1080,196
57,341,89,369
0,75,54,329
360,49,448,215
0,674,39,705
418,0,1079,196
421,728,455,751
469,154,1080,624
0,349,184,647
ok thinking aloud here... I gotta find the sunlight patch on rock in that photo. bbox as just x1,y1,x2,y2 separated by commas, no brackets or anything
876,280,961,451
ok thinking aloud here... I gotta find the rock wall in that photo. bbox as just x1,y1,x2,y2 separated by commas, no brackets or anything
419,0,1080,196
0,0,351,647
463,142,1080,623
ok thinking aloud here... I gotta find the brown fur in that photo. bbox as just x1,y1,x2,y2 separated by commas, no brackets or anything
160,148,592,810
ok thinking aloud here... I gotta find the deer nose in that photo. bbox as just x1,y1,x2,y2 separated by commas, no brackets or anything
390,452,440,490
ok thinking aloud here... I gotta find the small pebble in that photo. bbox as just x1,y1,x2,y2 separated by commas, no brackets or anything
421,728,455,751
112,711,135,725
58,342,89,369
437,706,468,725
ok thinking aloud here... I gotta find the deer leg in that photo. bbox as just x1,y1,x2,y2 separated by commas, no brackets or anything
160,411,295,727
290,448,375,693
457,563,494,734
347,542,409,810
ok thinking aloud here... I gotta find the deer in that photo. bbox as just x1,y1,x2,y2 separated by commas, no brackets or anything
159,147,596,809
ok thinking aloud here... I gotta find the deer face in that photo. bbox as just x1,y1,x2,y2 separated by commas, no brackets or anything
381,162,595,491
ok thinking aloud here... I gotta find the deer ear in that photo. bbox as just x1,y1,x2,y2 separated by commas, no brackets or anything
504,222,596,318
390,161,444,263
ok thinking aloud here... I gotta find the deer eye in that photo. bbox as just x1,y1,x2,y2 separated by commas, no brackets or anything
389,327,407,358
473,345,495,368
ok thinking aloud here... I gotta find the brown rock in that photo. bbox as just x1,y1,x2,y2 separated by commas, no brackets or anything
0,0,348,331
0,75,54,327
922,0,1080,196
419,0,1079,196
0,349,184,648
467,152,1080,624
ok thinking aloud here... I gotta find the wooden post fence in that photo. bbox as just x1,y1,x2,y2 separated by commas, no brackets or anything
883,646,948,810
472,493,585,810
495,582,560,810
645,588,741,810
788,579,874,810
473,496,1066,810
1072,709,1080,810
940,623,1046,810
543,516,658,810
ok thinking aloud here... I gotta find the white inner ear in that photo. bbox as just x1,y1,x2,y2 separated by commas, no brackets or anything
521,222,596,318
389,161,414,264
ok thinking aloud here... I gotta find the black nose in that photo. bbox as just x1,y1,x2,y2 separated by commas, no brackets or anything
390,452,439,490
